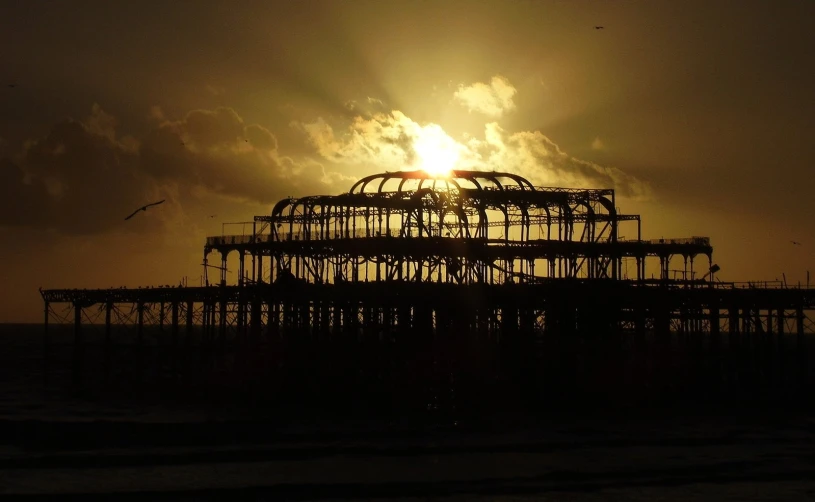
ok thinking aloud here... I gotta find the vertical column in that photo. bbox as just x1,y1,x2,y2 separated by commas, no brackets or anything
776,307,785,385
185,299,194,342
237,296,245,348
137,302,145,382
42,301,49,385
796,305,806,387
251,242,256,283
72,302,83,388
219,295,227,352
729,307,740,334
642,256,647,281
728,306,740,387
159,302,165,335
332,296,341,335
104,301,112,382
636,296,650,397
709,300,721,390
207,301,216,372
185,299,194,379
743,307,756,386
250,297,262,348
689,255,696,284
171,301,179,379
201,302,209,346
271,299,281,336
238,251,245,286
763,308,773,387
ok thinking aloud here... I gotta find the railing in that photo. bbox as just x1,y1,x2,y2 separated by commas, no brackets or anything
206,235,255,247
723,281,807,290
647,237,711,246
207,232,715,248
206,228,426,247
615,237,710,246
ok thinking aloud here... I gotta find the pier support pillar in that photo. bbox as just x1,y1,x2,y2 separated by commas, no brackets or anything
171,301,179,379
72,302,83,388
137,302,145,381
42,301,49,385
777,307,785,385
709,301,722,390
104,301,112,382
185,300,194,378
796,305,806,387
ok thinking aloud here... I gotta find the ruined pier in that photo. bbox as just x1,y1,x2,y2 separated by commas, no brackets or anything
41,170,815,410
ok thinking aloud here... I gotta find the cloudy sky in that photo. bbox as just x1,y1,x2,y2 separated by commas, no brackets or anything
1,0,813,322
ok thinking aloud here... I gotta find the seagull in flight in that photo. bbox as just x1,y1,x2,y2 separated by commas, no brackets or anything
595,26,604,29
124,199,165,220
791,240,802,246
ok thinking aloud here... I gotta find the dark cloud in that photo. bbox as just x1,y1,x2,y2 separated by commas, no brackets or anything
0,105,343,236
140,107,322,204
0,110,157,235
0,158,53,229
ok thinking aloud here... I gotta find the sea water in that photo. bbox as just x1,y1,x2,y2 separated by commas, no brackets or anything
2,323,815,499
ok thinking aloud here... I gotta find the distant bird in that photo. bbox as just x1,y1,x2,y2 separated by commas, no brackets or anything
791,240,803,246
8,84,16,88
594,26,604,29
124,199,166,220
209,215,216,218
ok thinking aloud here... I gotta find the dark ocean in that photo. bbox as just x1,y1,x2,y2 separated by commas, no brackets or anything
2,323,815,500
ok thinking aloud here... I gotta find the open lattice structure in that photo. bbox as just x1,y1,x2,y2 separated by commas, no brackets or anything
39,171,815,406
204,170,714,287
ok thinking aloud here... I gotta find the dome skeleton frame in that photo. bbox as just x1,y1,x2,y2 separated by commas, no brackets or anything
205,170,712,287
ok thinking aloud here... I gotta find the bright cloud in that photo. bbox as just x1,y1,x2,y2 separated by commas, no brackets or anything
300,111,472,175
0,75,651,239
299,82,650,199
453,75,517,118
470,124,650,199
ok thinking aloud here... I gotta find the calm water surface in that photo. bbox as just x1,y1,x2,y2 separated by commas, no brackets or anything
2,323,815,500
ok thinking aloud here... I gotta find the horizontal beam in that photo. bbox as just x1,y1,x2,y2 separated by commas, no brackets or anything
205,235,713,259
40,282,815,310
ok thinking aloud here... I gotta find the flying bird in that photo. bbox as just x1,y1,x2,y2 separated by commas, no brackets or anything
595,26,604,29
209,215,217,218
791,240,803,246
124,199,166,220
8,84,16,88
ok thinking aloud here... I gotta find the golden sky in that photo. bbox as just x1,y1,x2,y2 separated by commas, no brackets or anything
1,0,813,322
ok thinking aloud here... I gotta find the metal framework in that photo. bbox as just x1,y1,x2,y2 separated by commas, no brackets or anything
204,170,714,287
39,170,815,408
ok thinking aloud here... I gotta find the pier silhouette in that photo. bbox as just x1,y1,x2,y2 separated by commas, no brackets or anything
39,170,815,414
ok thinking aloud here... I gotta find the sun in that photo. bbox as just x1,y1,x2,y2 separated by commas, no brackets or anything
413,125,461,177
